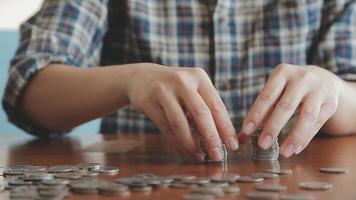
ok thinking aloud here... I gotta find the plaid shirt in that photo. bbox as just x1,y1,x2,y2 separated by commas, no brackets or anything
3,0,356,136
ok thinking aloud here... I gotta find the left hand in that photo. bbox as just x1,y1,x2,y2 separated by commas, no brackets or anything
240,63,344,157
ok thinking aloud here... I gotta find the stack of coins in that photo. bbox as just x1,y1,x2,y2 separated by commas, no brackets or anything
199,137,228,162
251,128,279,161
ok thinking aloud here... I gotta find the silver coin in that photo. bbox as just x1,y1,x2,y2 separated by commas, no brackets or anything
80,170,99,177
95,166,119,176
281,194,314,200
245,191,279,199
191,186,224,197
70,182,99,194
169,175,197,181
23,172,54,181
319,167,348,174
265,169,293,175
130,185,152,192
210,174,239,184
255,184,287,192
207,182,229,187
169,182,195,188
223,186,240,194
183,178,211,185
9,165,48,171
75,163,101,171
236,176,264,183
42,179,70,185
47,165,74,173
299,181,332,190
98,183,129,196
3,170,23,176
251,172,278,179
183,193,215,200
53,172,82,180
8,179,33,186
251,129,279,161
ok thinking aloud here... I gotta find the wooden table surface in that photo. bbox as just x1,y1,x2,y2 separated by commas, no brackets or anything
0,132,356,200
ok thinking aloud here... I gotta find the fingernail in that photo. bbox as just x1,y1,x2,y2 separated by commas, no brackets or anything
212,147,222,161
228,138,239,151
295,145,303,155
259,134,274,149
194,152,205,162
243,122,255,135
282,144,295,157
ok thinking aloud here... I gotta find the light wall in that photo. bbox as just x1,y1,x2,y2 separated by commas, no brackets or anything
0,0,100,136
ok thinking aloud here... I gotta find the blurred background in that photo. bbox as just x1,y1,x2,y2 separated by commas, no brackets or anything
0,0,100,136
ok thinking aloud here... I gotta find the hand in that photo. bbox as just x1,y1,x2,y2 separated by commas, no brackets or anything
240,64,343,157
126,63,238,161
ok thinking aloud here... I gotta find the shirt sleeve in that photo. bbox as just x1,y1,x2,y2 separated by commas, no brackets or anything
2,0,108,137
313,1,356,81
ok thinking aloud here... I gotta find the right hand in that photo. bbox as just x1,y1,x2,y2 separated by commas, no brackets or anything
125,63,239,161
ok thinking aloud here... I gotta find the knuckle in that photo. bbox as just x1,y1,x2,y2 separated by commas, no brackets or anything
172,71,189,85
277,98,294,111
259,92,275,104
301,107,317,122
192,67,207,77
299,71,317,84
275,63,291,74
169,115,186,130
205,134,221,147
192,102,211,118
210,97,224,113
265,124,280,137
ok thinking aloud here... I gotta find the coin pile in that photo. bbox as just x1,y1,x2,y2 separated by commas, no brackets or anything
0,163,343,200
251,128,279,161
1,163,119,199
199,137,228,162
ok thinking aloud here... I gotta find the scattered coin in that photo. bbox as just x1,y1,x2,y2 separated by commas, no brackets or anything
255,184,287,192
47,165,74,173
319,167,348,174
98,183,130,196
236,176,264,183
95,166,119,176
281,194,314,200
299,181,332,190
223,186,240,194
191,186,224,197
251,172,279,179
246,191,279,199
265,169,293,175
183,193,215,200
70,182,99,194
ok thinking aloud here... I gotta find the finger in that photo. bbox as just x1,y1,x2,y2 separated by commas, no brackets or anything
198,76,239,151
157,90,201,160
258,82,306,149
280,93,322,157
241,66,288,136
180,88,223,161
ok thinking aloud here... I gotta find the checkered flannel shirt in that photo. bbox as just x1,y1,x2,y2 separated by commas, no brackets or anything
3,0,356,136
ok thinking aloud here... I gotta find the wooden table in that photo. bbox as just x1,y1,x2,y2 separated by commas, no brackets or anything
0,132,356,200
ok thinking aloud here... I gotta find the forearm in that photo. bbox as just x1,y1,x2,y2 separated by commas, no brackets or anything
322,81,356,135
21,63,135,132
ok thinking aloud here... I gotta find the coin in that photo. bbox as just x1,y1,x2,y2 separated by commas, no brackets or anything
191,186,224,197
299,181,332,190
42,179,70,186
183,193,215,200
98,183,129,196
251,128,279,161
236,176,264,183
95,166,119,176
265,169,292,175
223,186,240,194
245,191,279,199
255,184,287,192
47,165,74,173
70,182,99,194
54,172,82,180
281,194,314,200
251,172,278,179
319,167,348,174
75,163,101,171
